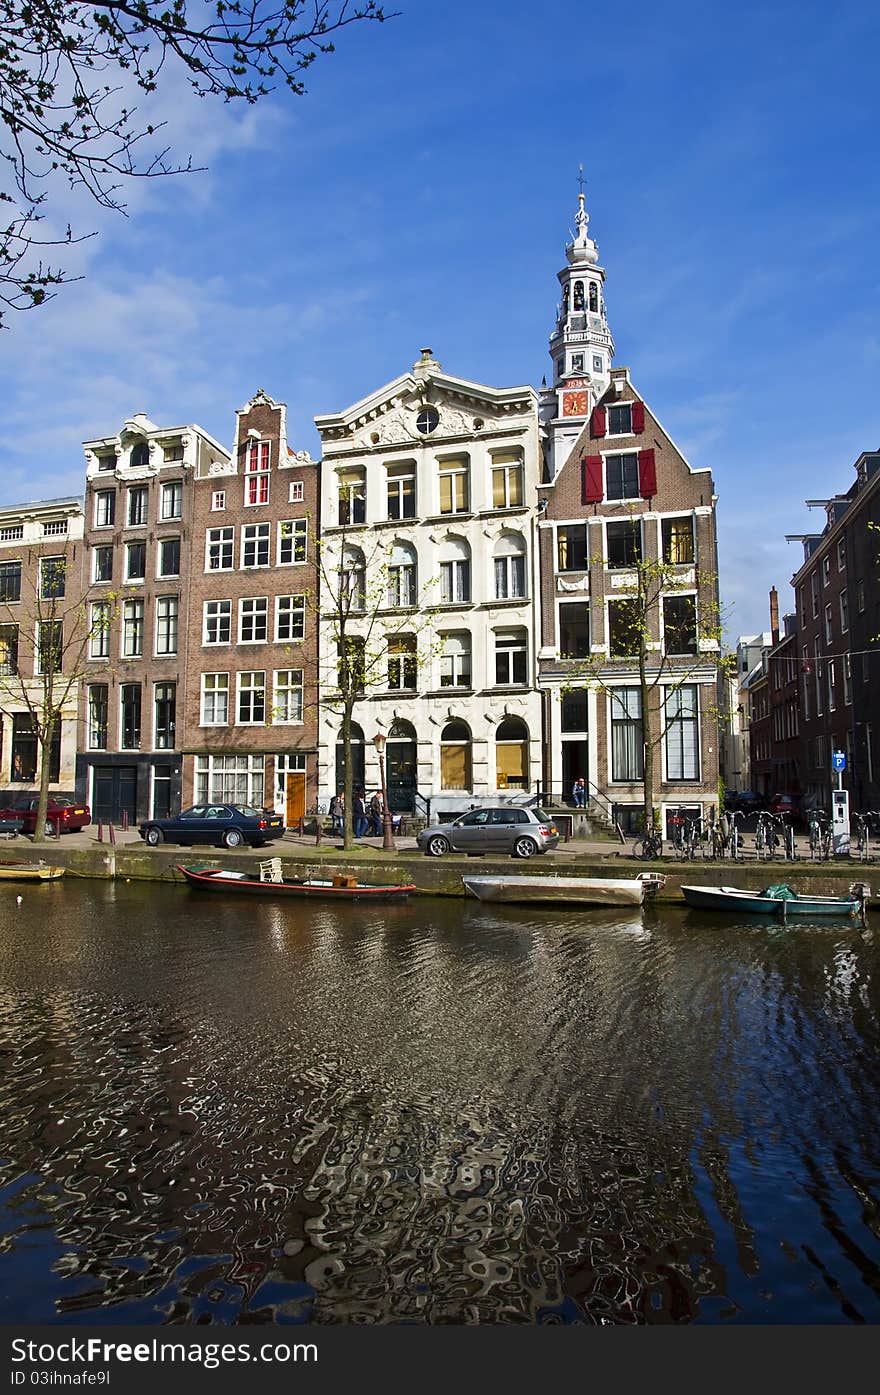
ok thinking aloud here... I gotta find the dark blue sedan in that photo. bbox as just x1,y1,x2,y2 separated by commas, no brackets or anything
139,804,284,849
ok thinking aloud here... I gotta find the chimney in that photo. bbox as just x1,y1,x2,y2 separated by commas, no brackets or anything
769,587,780,646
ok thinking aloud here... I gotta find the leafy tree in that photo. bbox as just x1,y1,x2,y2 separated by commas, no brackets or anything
308,510,439,850
0,0,387,324
0,542,118,841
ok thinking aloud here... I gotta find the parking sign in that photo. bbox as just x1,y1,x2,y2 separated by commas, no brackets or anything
832,750,846,771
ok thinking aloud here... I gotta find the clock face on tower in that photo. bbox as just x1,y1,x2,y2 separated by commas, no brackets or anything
562,390,588,417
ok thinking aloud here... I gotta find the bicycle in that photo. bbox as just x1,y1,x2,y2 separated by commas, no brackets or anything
808,811,831,861
725,809,746,861
852,811,880,861
754,811,781,860
632,829,663,860
669,808,698,860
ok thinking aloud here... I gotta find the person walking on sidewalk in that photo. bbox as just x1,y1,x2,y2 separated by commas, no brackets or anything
353,791,368,838
329,790,344,836
369,791,383,837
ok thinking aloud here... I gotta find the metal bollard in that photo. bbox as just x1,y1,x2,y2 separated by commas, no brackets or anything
121,809,129,832
97,821,103,842
314,813,323,846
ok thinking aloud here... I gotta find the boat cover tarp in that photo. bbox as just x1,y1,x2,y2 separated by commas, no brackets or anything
761,883,797,900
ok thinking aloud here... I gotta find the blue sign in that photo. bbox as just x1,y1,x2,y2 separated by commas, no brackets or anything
832,750,846,771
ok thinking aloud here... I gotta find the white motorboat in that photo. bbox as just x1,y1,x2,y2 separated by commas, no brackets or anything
462,872,663,907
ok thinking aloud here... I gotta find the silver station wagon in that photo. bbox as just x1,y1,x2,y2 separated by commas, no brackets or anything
416,807,560,859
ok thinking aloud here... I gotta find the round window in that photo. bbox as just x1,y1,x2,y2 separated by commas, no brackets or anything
415,406,440,435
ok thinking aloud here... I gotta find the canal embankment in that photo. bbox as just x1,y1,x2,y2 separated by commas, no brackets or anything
3,833,877,905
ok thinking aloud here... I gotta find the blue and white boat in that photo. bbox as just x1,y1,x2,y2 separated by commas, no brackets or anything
680,883,869,918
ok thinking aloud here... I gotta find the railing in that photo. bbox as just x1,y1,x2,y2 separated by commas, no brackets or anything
534,782,617,824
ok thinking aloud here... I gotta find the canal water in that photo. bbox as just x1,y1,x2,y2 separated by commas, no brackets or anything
1,880,879,1325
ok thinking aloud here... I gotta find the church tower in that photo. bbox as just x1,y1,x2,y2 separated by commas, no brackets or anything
539,180,614,480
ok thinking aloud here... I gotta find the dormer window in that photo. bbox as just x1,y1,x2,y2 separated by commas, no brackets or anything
130,441,149,468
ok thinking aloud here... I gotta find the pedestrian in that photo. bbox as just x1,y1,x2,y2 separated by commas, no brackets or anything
330,790,344,836
572,777,586,808
353,790,367,838
369,791,383,837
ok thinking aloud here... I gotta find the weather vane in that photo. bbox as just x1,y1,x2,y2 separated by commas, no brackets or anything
577,163,586,197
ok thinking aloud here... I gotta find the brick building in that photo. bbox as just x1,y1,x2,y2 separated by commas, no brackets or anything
182,391,321,822
536,195,722,832
0,496,85,803
785,450,880,812
76,414,230,822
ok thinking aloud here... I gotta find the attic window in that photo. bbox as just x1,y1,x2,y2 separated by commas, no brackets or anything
416,407,439,435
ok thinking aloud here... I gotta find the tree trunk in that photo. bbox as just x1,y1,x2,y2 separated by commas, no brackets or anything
341,703,354,851
32,719,55,846
639,642,655,839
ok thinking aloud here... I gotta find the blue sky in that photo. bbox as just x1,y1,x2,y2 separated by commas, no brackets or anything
2,0,880,639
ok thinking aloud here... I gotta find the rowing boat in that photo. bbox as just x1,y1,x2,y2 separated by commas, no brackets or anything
680,883,868,917
0,862,65,882
176,864,417,901
462,873,662,907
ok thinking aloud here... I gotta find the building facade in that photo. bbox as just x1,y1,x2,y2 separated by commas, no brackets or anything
76,413,230,822
182,391,321,822
0,497,85,804
314,350,543,817
536,197,722,832
785,450,880,812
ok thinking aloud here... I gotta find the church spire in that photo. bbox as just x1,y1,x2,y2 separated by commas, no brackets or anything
539,175,615,479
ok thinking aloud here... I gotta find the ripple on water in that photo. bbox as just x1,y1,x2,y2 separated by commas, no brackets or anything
0,882,879,1323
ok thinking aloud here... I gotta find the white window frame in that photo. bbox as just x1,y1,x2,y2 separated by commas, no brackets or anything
276,595,305,643
238,596,269,644
438,457,470,515
244,439,271,506
278,518,308,566
89,601,111,659
153,681,176,750
241,522,270,569
439,631,472,689
125,540,146,583
606,403,634,437
157,536,181,579
237,670,266,725
195,753,264,807
490,457,524,510
272,668,304,724
122,598,144,658
203,599,232,646
663,684,701,782
289,480,304,504
127,486,148,528
160,481,183,521
91,545,113,585
604,451,640,502
493,629,527,686
201,672,229,726
155,596,179,656
211,490,227,512
94,490,116,529
206,526,234,571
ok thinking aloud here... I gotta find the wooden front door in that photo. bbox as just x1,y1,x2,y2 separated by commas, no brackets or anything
285,772,306,828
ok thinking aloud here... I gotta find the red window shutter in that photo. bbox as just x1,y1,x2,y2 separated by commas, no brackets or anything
582,455,603,504
638,448,657,498
631,401,645,434
590,406,606,438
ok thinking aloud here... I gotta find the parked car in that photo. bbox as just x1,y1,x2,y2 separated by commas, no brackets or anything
139,803,285,849
0,816,23,839
416,806,560,859
724,790,763,815
0,796,91,836
768,792,803,826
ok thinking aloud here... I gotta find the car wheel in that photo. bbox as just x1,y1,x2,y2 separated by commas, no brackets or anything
223,828,244,849
144,826,164,847
425,834,450,858
513,836,539,859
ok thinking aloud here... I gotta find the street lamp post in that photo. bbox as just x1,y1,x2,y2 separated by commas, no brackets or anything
372,732,397,852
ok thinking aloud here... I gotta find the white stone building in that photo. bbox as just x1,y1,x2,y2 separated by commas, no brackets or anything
314,351,543,817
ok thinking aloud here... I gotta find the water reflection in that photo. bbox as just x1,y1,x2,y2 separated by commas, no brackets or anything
0,882,879,1323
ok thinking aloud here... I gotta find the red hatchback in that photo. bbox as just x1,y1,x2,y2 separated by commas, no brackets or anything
0,796,92,836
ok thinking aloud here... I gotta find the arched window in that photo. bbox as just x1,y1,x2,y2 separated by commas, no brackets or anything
340,545,365,612
438,535,471,604
130,441,149,467
589,281,598,312
573,281,584,310
387,719,417,813
440,719,471,791
493,532,527,600
387,541,417,608
336,721,365,795
561,282,570,313
495,716,529,791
